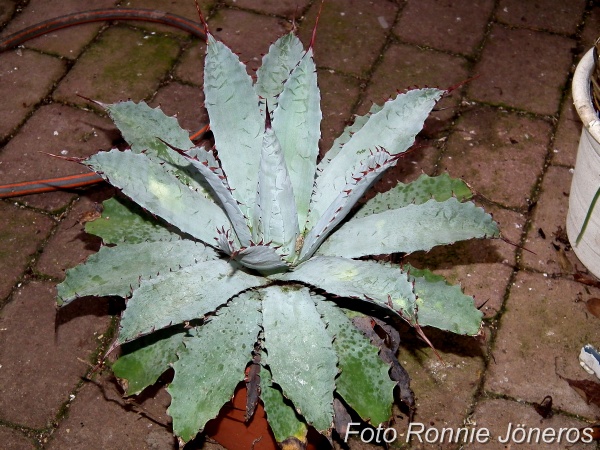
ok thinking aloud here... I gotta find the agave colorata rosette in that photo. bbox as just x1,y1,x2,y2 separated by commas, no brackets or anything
57,27,499,446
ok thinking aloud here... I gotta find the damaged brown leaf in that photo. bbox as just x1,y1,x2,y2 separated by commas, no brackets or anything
562,376,600,407
586,298,600,319
532,395,553,419
352,316,415,416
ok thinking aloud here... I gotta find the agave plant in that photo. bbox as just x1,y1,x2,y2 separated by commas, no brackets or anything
57,26,499,447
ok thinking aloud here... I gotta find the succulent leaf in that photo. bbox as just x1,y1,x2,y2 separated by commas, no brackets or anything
278,256,417,323
105,100,194,156
318,103,383,168
168,291,262,443
169,145,253,246
104,101,213,196
253,119,299,255
300,149,398,261
315,300,395,426
57,240,216,305
85,197,181,244
317,197,500,258
118,259,265,343
272,49,321,229
112,326,187,396
406,265,483,335
262,285,337,433
308,88,444,227
233,244,289,273
260,363,309,445
255,32,305,110
355,173,473,219
204,34,263,218
86,150,230,246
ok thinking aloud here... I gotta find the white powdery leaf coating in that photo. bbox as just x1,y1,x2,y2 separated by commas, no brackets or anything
253,124,299,255
234,245,289,272
279,256,416,323
58,240,216,304
308,88,444,228
168,291,262,442
255,32,305,111
317,197,500,258
86,150,229,247
262,285,337,433
118,259,266,343
179,147,252,247
300,149,397,261
204,35,263,220
272,49,321,230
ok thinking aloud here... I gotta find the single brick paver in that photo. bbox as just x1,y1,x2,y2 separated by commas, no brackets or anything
440,106,552,210
53,26,180,106
467,25,575,116
394,0,494,56
0,49,66,140
1,0,599,449
173,40,205,86
358,43,470,138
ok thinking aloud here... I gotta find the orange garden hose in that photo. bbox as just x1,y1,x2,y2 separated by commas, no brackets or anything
0,9,208,199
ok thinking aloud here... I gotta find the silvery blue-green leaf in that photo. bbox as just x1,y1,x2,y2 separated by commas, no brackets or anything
318,103,382,168
272,49,321,229
253,121,299,255
103,101,212,196
314,300,395,426
105,101,194,156
57,240,216,305
279,256,416,324
113,326,187,396
233,245,289,273
118,259,265,343
262,285,337,433
355,173,473,219
85,197,181,244
255,33,304,110
168,291,262,442
204,35,263,218
260,363,308,445
300,150,397,261
171,146,252,246
317,197,499,258
308,88,444,227
405,265,482,335
86,150,230,246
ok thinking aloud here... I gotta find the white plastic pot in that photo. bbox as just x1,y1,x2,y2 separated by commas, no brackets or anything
567,47,600,278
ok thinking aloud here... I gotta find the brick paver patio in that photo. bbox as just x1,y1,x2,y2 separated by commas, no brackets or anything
1,0,599,449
